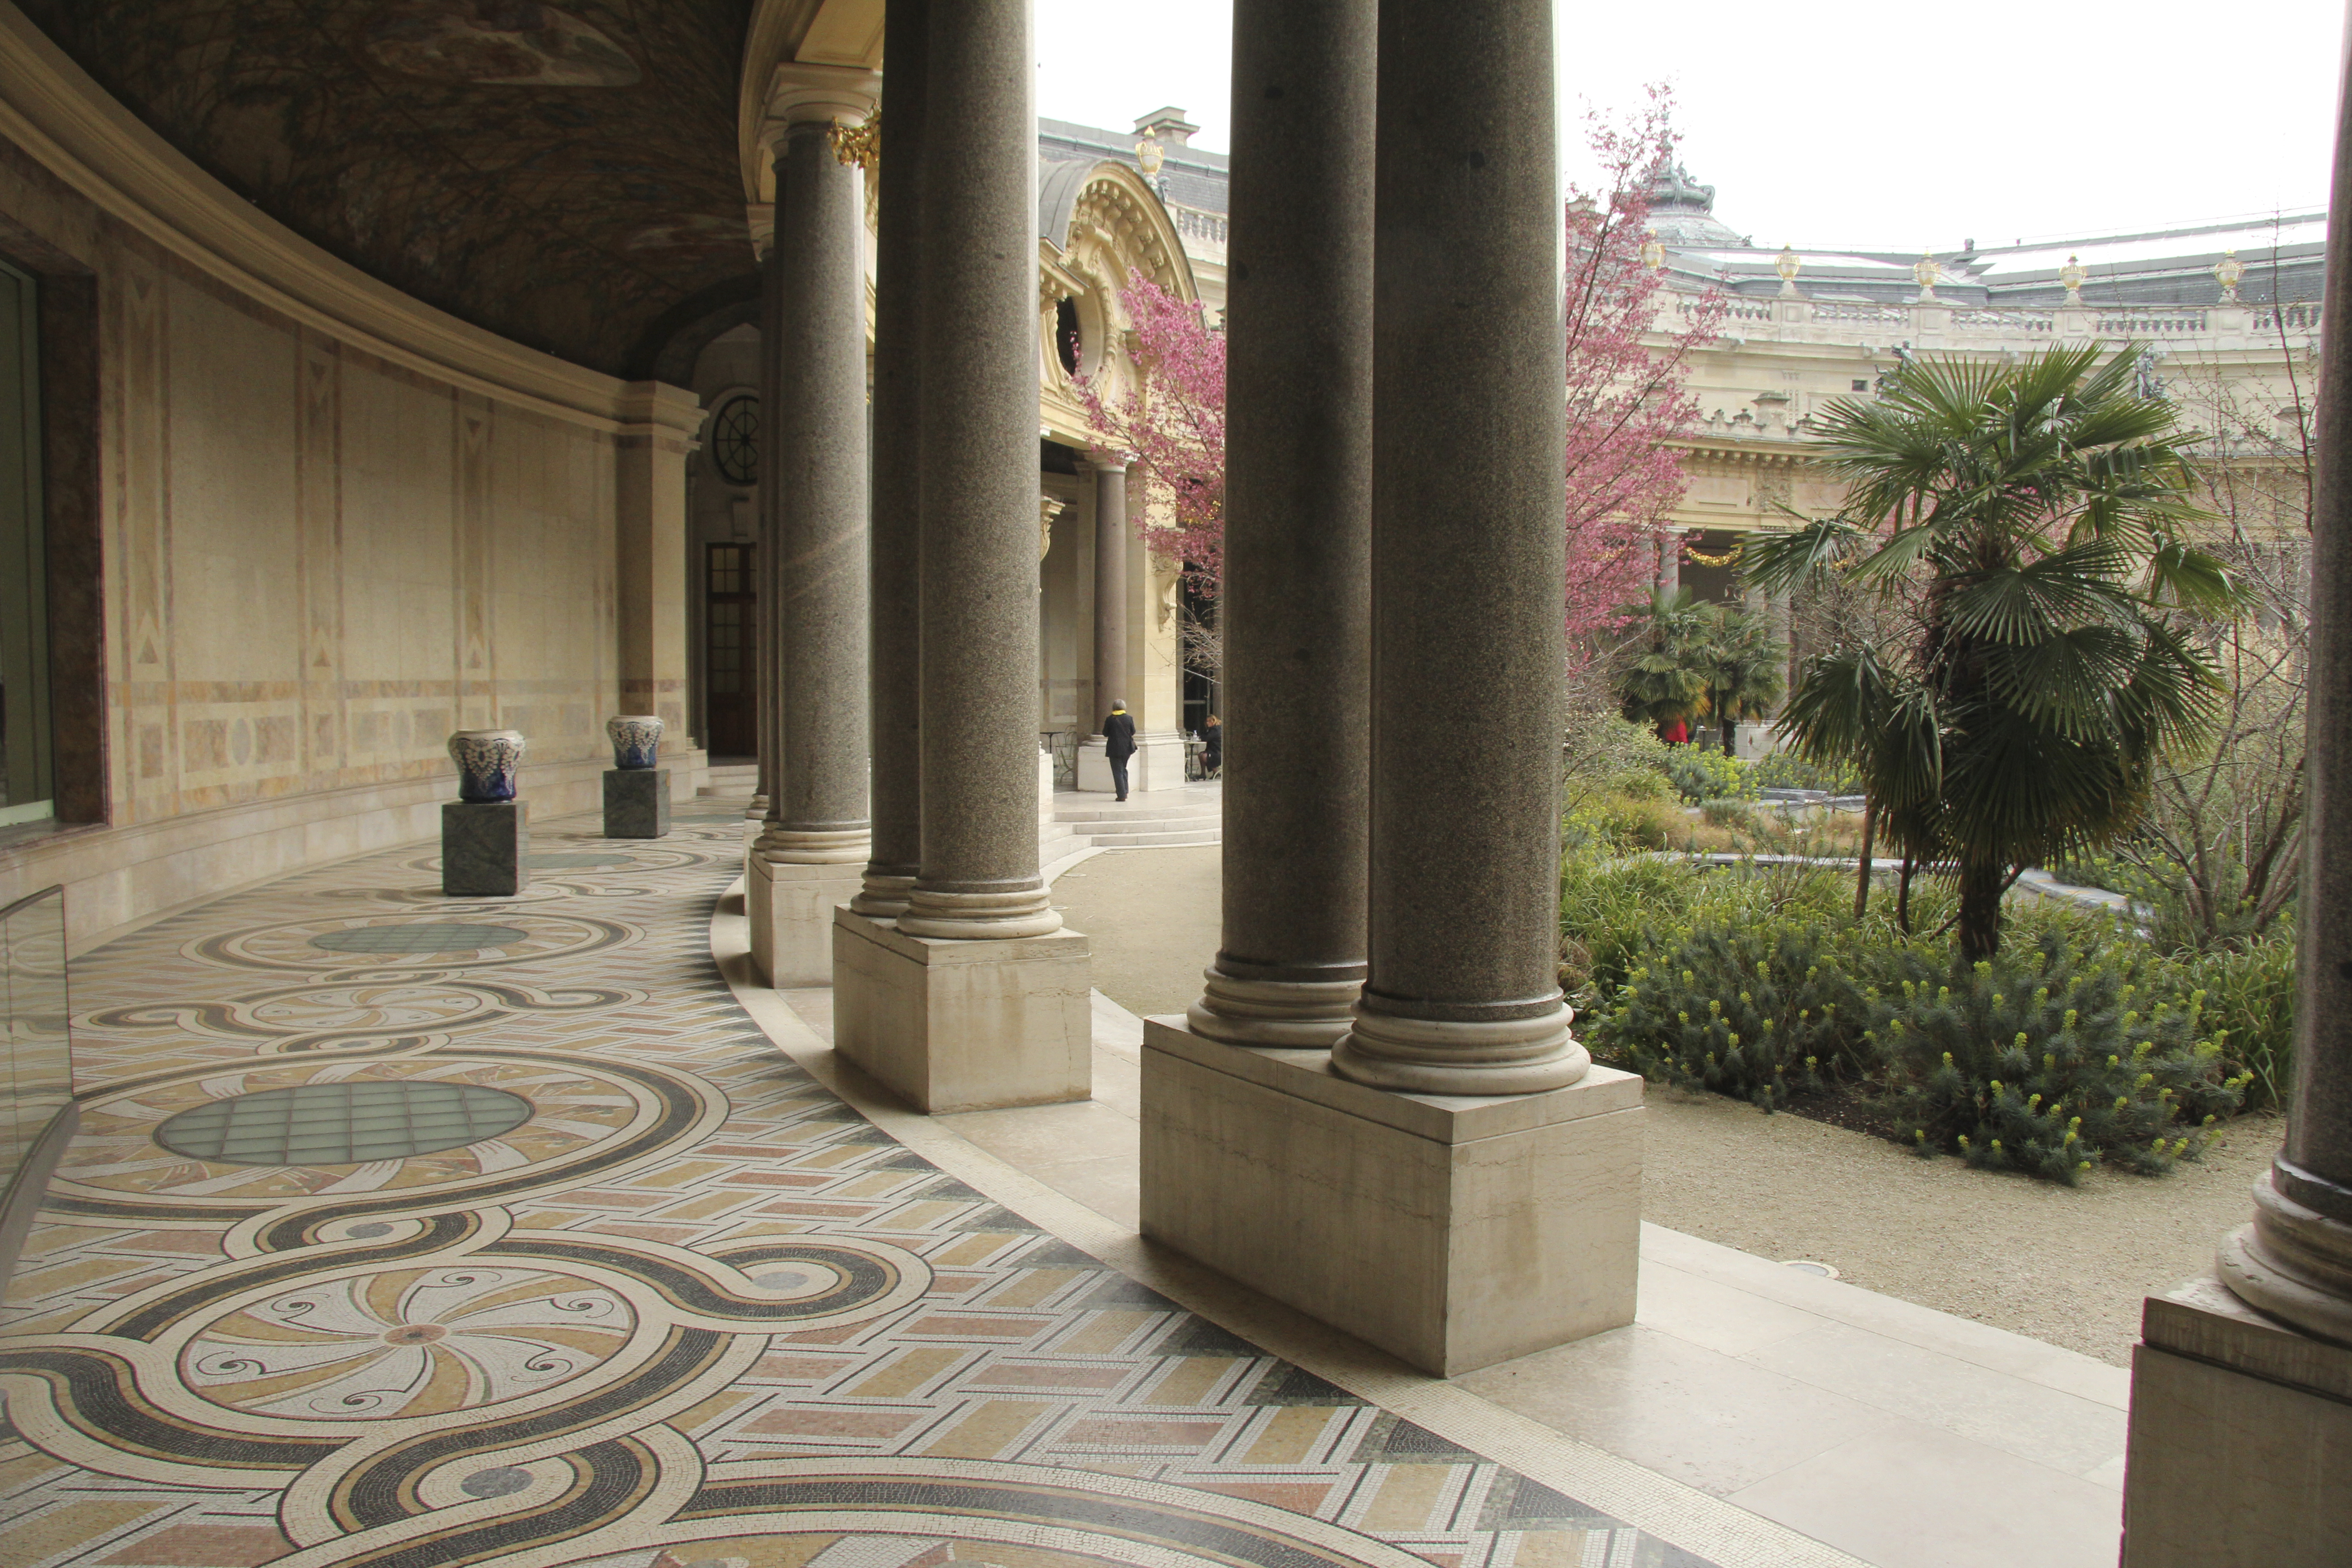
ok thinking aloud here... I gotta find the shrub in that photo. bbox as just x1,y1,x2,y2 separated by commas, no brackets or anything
1750,750,1862,795
1571,848,2267,1183
1869,933,2249,1184
1699,797,1750,829
1616,766,1669,802
2146,928,2296,1109
1657,747,1754,804
1595,926,1878,1109
1558,852,1697,998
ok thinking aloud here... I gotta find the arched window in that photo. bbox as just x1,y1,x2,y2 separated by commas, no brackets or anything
1055,298,1083,378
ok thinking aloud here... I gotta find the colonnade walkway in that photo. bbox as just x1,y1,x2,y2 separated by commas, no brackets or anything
0,797,2120,1568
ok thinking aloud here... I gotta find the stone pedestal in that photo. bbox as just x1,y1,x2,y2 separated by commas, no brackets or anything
833,906,1091,1112
748,855,864,989
603,769,671,839
1076,732,1191,794
442,802,528,897
1140,1016,1643,1377
2122,1277,2352,1566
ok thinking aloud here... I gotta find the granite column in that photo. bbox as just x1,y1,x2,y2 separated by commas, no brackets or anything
832,0,1090,1113
748,76,878,986
1092,461,1129,730
1075,458,1133,794
749,239,783,825
1329,0,1586,1096
852,0,929,920
897,0,1058,945
2118,20,2352,1563
1138,0,1642,1380
1184,0,1372,1045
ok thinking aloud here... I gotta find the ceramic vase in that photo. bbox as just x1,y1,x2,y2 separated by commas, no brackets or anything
606,715,663,771
447,729,526,803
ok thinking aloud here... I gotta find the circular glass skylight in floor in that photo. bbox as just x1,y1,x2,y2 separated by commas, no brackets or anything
309,924,532,955
154,1081,534,1166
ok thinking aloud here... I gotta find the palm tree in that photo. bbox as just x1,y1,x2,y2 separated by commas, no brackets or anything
1698,605,1786,757
1744,342,2235,961
1617,587,1711,737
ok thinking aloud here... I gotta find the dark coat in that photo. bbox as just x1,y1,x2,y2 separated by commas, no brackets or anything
1103,711,1136,760
1199,723,1221,768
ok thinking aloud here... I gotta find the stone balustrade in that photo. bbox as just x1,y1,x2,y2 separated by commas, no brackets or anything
1670,294,2321,355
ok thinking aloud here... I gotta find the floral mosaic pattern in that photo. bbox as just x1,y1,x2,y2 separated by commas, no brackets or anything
184,1266,635,1421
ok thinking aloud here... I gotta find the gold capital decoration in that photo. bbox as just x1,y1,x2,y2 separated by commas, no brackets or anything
829,113,879,172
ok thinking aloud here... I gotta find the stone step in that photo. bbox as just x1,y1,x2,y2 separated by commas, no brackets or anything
1082,828,1222,848
1053,803,1223,824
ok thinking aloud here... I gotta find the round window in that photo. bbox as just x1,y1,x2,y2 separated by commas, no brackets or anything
709,393,759,486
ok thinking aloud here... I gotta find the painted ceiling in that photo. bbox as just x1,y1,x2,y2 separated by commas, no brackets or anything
21,0,759,377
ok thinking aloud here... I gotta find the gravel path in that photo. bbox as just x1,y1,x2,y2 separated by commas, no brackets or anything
1054,844,2277,1367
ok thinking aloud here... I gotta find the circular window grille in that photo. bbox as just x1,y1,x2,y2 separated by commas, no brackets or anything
710,394,759,486
155,1081,534,1167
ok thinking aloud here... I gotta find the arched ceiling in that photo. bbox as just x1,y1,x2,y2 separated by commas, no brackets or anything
18,0,760,378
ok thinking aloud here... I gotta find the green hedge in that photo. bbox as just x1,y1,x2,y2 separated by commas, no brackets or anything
1571,855,2274,1183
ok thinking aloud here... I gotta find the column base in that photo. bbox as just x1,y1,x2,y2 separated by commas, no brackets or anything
1186,968,1360,1047
1139,1015,1643,1377
442,801,528,897
2121,1276,2352,1566
602,768,671,838
1076,731,1192,793
746,854,863,988
832,906,1091,1113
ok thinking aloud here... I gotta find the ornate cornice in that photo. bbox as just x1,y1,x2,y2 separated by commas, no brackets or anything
0,4,666,432
1672,441,1817,468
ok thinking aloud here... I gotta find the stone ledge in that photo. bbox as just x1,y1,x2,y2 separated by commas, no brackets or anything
1142,1011,1642,1144
840,904,1093,968
2143,1274,2352,1405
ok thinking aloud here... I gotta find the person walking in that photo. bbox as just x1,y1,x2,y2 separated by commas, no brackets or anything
1198,711,1222,777
1103,699,1136,801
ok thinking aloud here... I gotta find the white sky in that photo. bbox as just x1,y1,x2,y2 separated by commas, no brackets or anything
1036,0,2342,249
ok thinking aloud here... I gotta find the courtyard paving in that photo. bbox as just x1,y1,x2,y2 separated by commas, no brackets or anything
0,799,1765,1568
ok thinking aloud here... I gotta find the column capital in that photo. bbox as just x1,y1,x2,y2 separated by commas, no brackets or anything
1079,454,1132,475
761,61,881,144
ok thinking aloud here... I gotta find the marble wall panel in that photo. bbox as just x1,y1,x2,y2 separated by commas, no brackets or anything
83,246,624,824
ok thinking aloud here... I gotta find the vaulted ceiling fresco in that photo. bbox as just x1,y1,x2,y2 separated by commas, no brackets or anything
21,0,758,377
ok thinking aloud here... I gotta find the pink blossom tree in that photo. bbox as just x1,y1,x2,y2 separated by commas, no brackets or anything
1079,86,1718,656
1560,88,1724,659
1073,274,1227,588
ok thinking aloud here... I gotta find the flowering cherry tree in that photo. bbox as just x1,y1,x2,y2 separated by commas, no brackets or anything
1560,88,1724,655
1079,87,1717,660
1073,275,1227,587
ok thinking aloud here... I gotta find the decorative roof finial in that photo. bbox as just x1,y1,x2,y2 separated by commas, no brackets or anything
1135,133,1164,177
2058,254,2087,305
1774,243,1801,297
1913,250,1942,302
2214,249,2245,304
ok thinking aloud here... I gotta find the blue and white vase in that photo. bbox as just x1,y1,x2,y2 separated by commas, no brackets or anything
606,715,662,771
447,729,526,803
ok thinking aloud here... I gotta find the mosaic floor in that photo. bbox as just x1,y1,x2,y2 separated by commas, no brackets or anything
0,800,1717,1568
